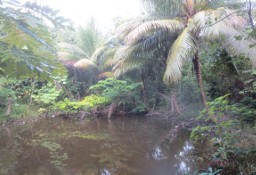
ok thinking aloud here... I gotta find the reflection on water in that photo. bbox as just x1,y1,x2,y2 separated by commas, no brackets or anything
176,141,194,174
101,168,111,175
151,146,167,161
0,117,194,175
179,141,194,157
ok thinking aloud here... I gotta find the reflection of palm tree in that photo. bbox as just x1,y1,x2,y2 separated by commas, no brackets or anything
113,0,256,121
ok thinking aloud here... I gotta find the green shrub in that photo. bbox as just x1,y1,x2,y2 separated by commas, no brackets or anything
89,78,144,110
32,83,62,106
53,95,109,112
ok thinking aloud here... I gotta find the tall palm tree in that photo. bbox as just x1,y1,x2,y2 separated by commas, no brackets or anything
113,0,256,120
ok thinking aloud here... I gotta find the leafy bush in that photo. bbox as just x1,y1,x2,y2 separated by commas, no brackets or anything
32,83,62,106
52,78,146,113
53,95,109,112
197,94,233,124
0,78,20,107
89,78,144,110
0,87,15,108
191,94,256,174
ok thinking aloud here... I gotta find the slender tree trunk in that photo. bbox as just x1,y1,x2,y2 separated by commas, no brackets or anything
248,0,256,33
171,94,174,112
6,97,12,116
107,103,116,119
158,91,181,114
140,74,148,106
172,93,181,115
193,52,208,111
29,78,35,105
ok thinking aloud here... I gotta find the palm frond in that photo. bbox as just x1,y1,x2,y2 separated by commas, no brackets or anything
100,49,116,69
91,46,107,63
57,42,89,58
129,30,176,53
115,19,146,40
164,28,197,84
124,19,184,45
190,7,246,38
190,8,256,67
78,21,100,57
112,29,177,77
113,58,146,77
112,38,168,70
91,46,116,70
223,28,256,67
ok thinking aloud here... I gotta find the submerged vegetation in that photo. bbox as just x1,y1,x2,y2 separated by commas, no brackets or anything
0,0,256,174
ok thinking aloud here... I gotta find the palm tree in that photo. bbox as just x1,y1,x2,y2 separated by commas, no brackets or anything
113,0,256,120
78,18,102,57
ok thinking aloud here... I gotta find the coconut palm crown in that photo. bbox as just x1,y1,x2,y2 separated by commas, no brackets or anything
113,0,256,114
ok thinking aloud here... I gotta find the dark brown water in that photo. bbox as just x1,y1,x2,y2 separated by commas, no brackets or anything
0,116,194,175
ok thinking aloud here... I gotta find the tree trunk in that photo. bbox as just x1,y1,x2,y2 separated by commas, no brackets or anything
172,93,181,115
6,97,12,116
29,78,35,106
248,0,256,33
107,103,116,119
158,91,181,114
193,52,208,111
171,94,174,112
140,74,147,106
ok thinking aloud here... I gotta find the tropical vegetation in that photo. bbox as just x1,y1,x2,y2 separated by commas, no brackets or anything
0,0,255,174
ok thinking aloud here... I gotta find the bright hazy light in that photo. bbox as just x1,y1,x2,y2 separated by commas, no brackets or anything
32,0,143,30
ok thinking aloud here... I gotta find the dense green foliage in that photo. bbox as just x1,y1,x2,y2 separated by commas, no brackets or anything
53,95,109,112
0,0,255,174
0,0,69,79
52,78,145,113
89,78,143,108
191,94,256,174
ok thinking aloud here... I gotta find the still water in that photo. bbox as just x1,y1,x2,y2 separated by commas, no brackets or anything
0,116,194,175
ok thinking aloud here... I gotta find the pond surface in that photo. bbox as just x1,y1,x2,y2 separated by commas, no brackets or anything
0,116,194,175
